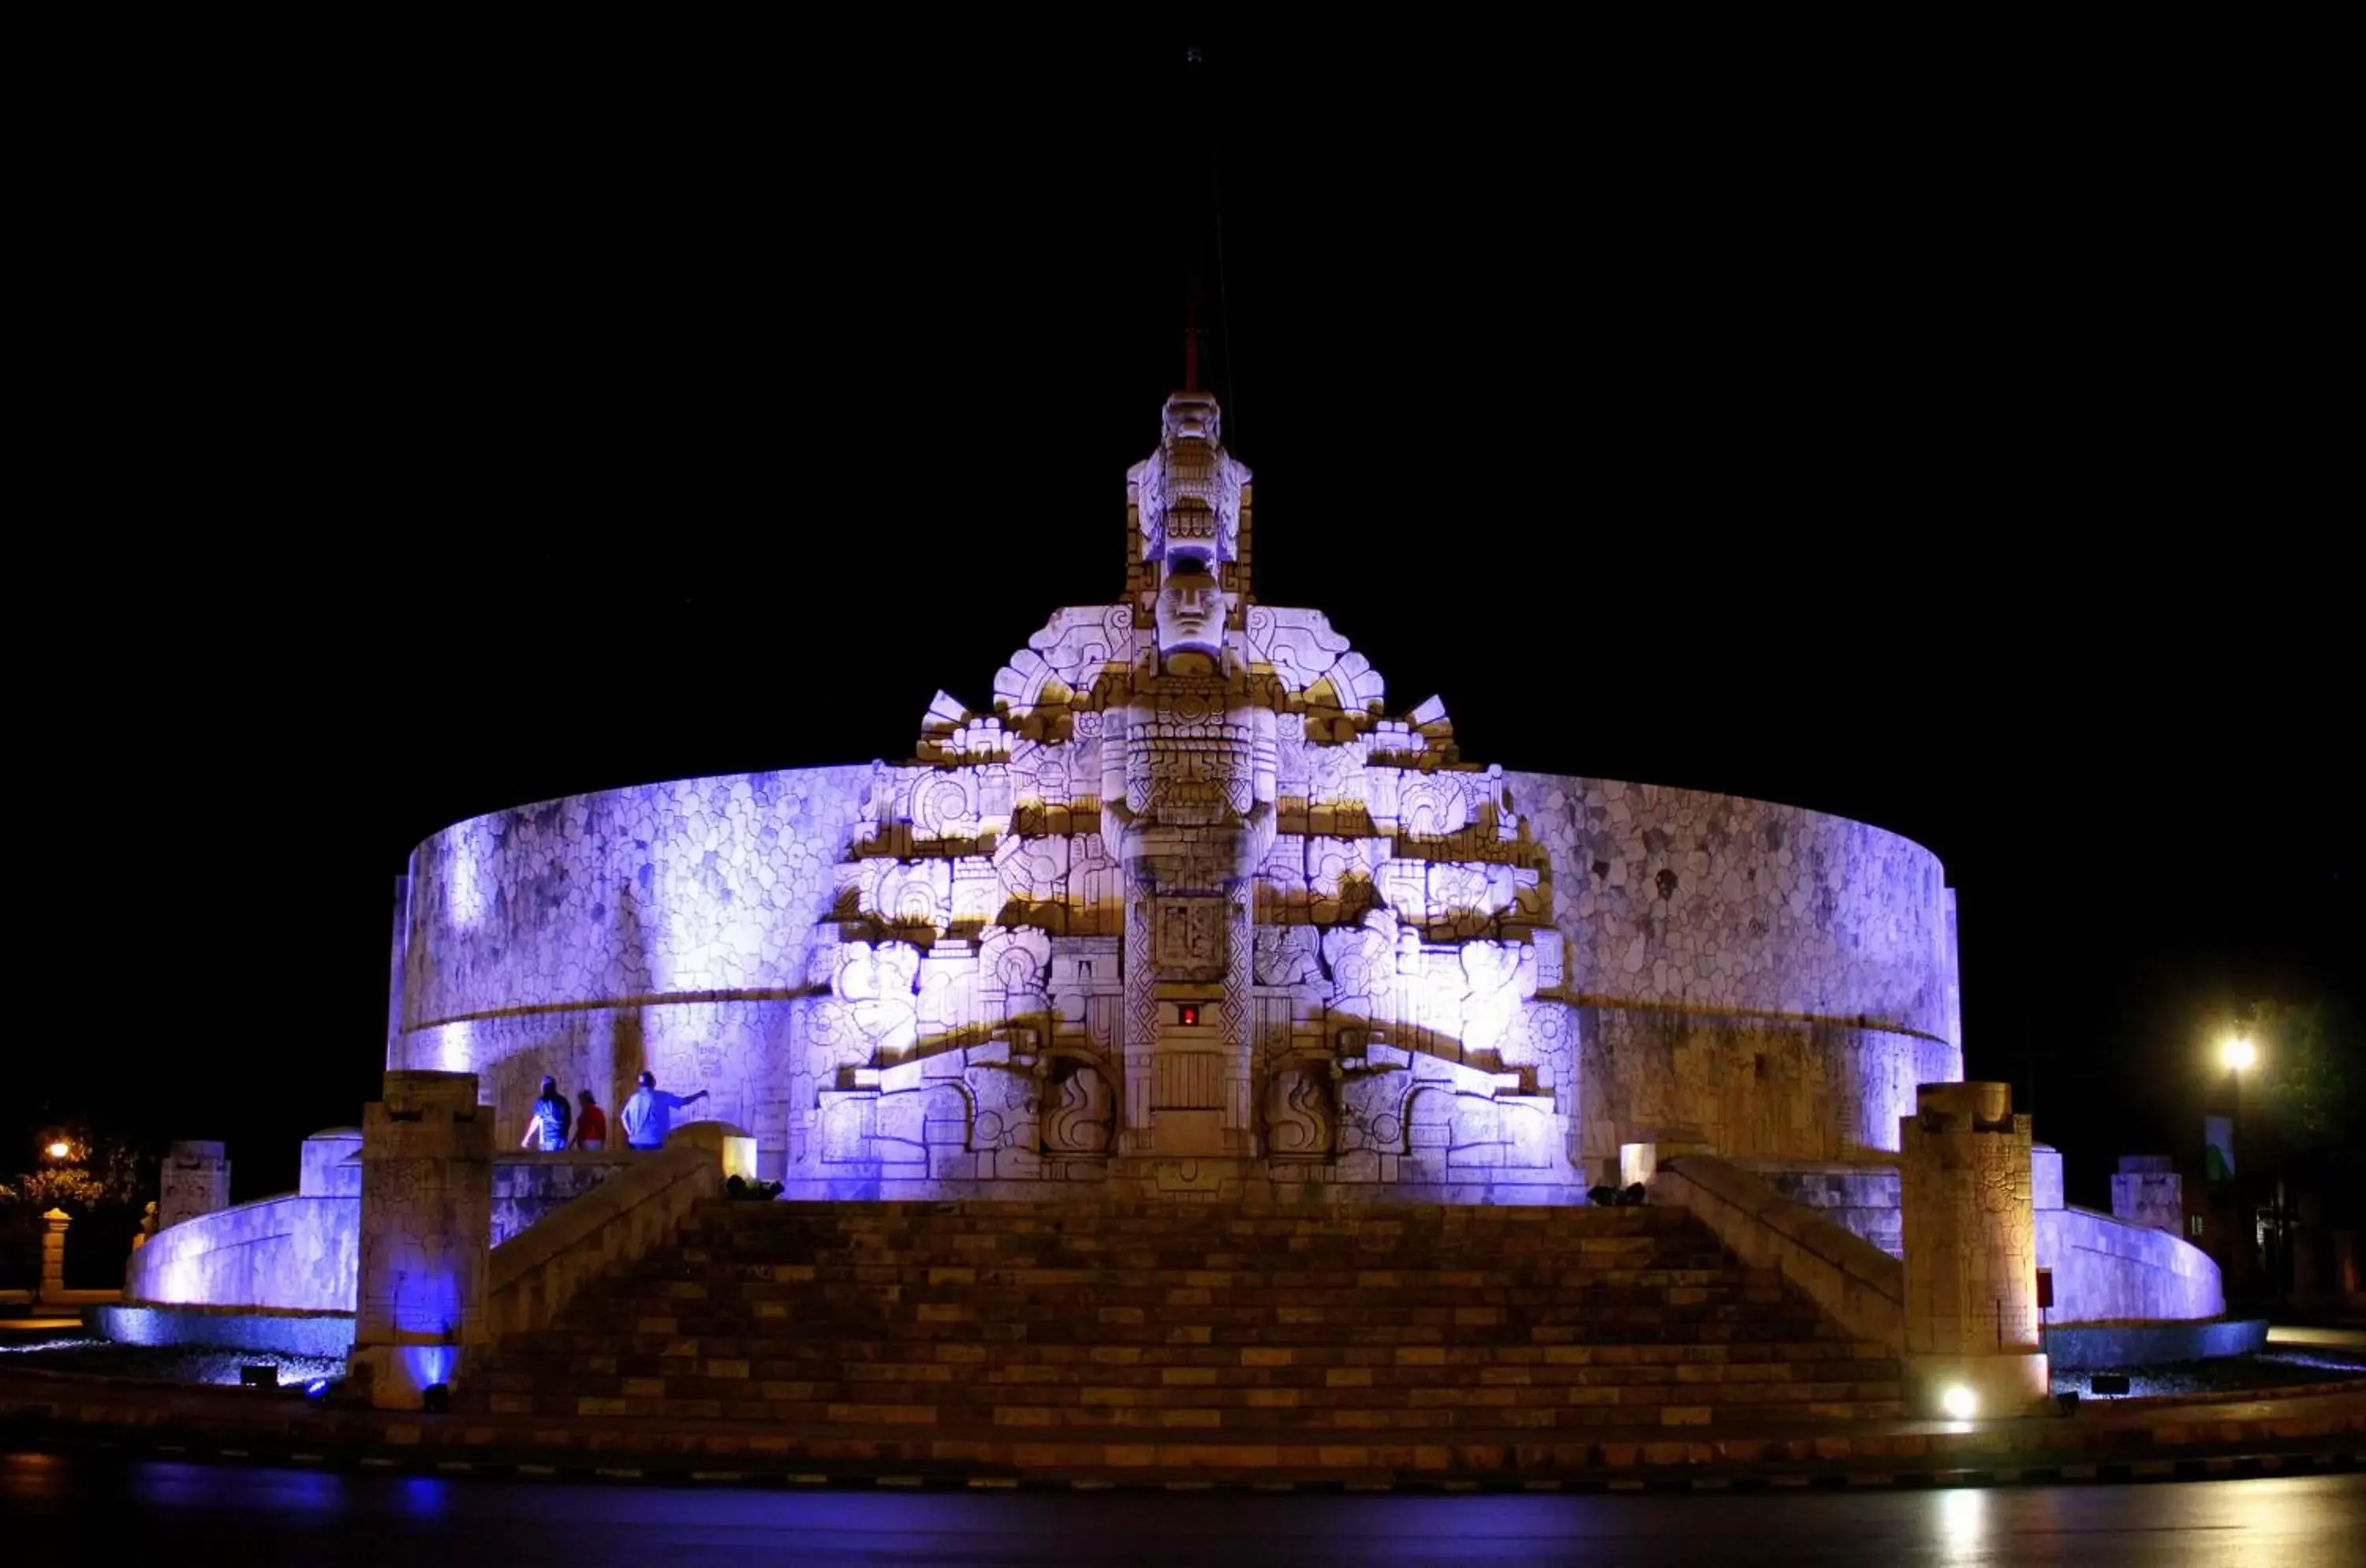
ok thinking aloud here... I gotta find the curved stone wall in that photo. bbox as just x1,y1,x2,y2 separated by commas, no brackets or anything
1506,774,1959,1043
2039,1206,2226,1323
391,763,1960,1182
125,1194,358,1313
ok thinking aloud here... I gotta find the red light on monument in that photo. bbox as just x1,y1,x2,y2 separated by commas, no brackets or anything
1178,1004,1200,1027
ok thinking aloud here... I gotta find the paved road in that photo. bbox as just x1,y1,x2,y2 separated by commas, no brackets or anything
3,1452,2362,1566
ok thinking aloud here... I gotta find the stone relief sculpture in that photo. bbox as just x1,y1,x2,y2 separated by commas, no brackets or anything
1043,1062,1115,1155
792,385,1581,1197
1263,1062,1334,1162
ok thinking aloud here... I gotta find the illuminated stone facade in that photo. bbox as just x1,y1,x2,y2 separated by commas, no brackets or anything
388,392,1964,1202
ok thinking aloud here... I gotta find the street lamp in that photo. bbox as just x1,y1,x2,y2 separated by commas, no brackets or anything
2219,1034,2263,1303
43,1139,73,1163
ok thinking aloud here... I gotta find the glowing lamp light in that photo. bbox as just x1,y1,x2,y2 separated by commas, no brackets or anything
45,1140,73,1161
2222,1036,2256,1072
1940,1384,1979,1421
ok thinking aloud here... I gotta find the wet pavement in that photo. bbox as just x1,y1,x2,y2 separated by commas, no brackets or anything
3,1450,2362,1566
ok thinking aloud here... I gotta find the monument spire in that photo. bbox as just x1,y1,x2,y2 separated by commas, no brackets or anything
1185,271,1203,394
1183,42,1235,431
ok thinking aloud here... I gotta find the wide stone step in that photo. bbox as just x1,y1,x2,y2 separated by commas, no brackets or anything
660,1256,1752,1282
467,1383,1905,1427
494,1334,1891,1365
681,1219,1704,1245
468,1201,1896,1430
597,1283,1783,1312
565,1301,1830,1333
484,1355,1903,1393
676,1228,1720,1245
698,1200,1686,1224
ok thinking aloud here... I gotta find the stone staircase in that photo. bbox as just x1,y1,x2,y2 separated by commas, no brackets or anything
465,1200,1904,1436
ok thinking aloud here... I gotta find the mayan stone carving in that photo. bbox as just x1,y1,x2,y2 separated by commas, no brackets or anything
389,380,1968,1205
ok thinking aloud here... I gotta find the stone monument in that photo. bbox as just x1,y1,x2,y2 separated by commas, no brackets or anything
2110,1155,2185,1237
346,1070,493,1409
156,1140,231,1231
385,380,1974,1206
1899,1081,2048,1416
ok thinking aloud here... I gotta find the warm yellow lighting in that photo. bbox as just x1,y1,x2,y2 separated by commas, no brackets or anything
2222,1036,2257,1072
44,1140,73,1161
1940,1384,1979,1420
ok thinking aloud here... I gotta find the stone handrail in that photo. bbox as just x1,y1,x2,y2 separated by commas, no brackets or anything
1651,1154,1905,1351
483,1145,720,1342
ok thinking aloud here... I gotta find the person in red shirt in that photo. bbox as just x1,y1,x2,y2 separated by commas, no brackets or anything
572,1089,608,1152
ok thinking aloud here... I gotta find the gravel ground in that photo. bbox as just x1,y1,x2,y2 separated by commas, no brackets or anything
2052,1350,2366,1400
0,1335,344,1389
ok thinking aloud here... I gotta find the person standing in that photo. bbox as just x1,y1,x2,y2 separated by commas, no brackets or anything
573,1088,607,1152
619,1070,707,1151
521,1076,571,1152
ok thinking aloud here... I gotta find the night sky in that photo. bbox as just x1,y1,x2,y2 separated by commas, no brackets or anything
21,33,2353,1209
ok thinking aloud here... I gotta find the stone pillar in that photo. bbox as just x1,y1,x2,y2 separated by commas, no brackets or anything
1119,868,1158,1152
348,1070,494,1409
156,1141,232,1231
2111,1156,2185,1236
39,1208,69,1302
1224,880,1254,1145
1898,1081,2048,1417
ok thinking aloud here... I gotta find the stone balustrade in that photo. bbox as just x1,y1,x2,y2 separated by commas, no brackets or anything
1649,1154,1905,1352
484,1144,721,1343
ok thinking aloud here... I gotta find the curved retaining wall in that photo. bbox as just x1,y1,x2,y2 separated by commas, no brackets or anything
121,1158,642,1316
2039,1206,2226,1323
391,765,1961,1180
1740,1162,2227,1325
124,1194,358,1313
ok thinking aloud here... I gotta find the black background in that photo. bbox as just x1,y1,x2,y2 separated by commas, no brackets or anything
14,23,2354,1215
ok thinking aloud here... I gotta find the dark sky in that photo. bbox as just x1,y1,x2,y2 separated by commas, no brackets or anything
18,29,2354,1207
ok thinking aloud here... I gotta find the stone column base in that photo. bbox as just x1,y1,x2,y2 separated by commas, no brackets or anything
1905,1351,2051,1418
347,1342,467,1410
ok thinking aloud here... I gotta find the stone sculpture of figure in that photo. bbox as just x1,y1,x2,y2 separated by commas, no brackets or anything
1152,552,1230,659
1135,389,1245,573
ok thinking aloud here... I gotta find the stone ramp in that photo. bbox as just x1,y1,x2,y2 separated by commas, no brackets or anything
461,1200,1905,1433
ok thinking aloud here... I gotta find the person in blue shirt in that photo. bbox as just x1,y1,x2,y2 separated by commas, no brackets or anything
619,1070,708,1151
521,1076,571,1152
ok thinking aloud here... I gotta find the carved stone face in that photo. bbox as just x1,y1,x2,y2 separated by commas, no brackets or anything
1155,557,1230,655
1162,390,1221,447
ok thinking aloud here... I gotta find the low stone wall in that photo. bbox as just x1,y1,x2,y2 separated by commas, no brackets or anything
1738,1160,1902,1257
491,1153,639,1246
91,1303,356,1358
122,1195,358,1312
1650,1154,1904,1350
484,1145,719,1342
115,1153,636,1316
2043,1316,2269,1370
2039,1205,2224,1323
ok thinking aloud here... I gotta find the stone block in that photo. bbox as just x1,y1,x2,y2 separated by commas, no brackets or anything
300,1129,364,1198
158,1141,232,1231
349,1071,494,1411
2029,1145,2063,1211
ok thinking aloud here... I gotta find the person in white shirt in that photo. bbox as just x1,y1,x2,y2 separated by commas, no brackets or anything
619,1070,708,1151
